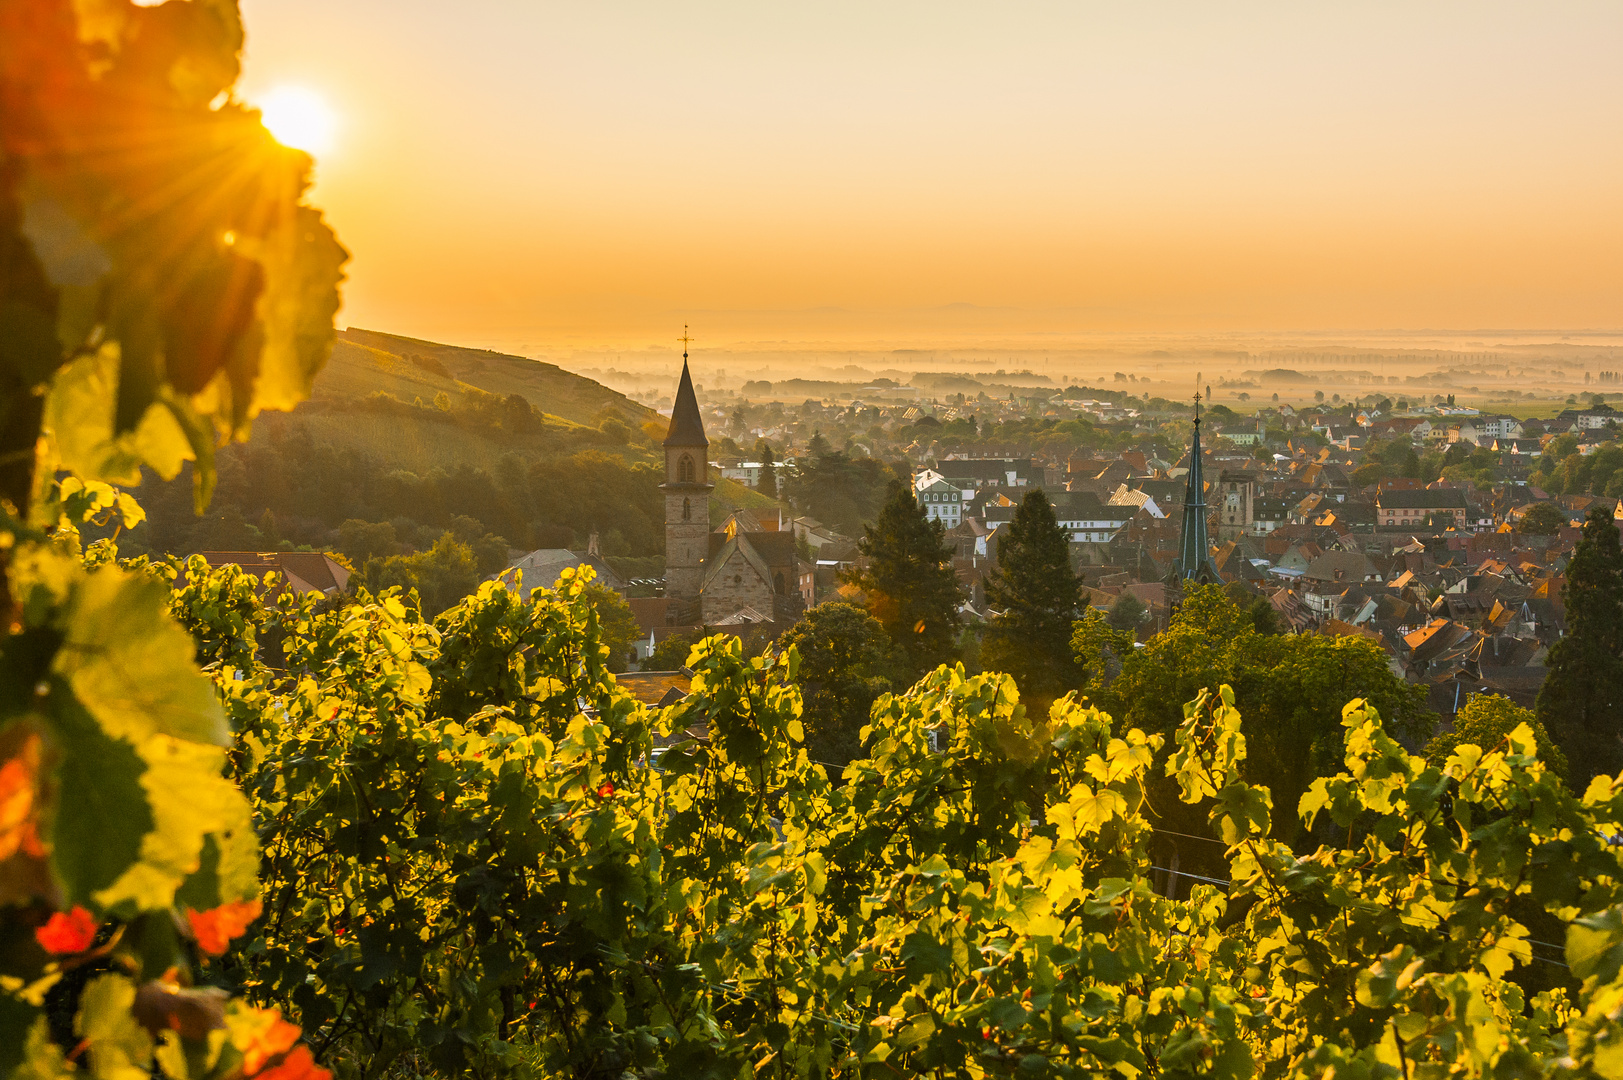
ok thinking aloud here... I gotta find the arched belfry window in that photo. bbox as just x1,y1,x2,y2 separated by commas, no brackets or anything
682,497,691,521
678,454,695,484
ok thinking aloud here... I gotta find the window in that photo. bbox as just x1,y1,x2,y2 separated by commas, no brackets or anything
682,497,691,521
678,454,695,484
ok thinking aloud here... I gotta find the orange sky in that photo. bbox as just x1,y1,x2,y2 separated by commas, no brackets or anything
238,1,1623,348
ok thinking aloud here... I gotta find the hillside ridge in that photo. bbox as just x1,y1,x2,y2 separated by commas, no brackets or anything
321,327,658,428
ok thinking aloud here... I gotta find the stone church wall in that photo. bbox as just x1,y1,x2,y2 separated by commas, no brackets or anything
701,552,775,623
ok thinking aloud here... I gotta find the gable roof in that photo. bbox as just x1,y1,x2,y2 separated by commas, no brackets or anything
1303,550,1379,583
1051,490,1133,523
701,534,775,594
196,552,350,596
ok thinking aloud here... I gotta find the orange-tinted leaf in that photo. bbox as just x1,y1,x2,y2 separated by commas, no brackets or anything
36,904,97,954
0,732,45,861
187,897,262,955
233,1005,302,1076
254,1044,329,1080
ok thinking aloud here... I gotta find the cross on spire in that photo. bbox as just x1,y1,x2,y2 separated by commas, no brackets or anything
679,325,692,361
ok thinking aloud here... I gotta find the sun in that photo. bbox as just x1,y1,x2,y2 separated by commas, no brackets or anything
257,86,337,155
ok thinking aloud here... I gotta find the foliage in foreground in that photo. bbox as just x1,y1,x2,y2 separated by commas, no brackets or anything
1073,583,1435,847
1,0,345,1072
10,0,1623,1075
72,556,1623,1079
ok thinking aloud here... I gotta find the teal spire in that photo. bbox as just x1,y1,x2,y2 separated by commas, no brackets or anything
1174,394,1222,584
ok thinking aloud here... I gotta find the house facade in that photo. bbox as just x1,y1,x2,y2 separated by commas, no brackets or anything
1376,488,1470,528
914,472,964,527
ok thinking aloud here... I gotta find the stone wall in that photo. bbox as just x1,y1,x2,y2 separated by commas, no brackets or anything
701,549,776,623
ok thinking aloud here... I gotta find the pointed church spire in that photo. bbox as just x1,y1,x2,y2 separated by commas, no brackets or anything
1174,390,1222,583
664,325,707,448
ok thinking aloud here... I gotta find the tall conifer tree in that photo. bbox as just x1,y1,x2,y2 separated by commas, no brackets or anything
756,441,778,501
1537,505,1623,784
981,490,1085,707
844,481,962,680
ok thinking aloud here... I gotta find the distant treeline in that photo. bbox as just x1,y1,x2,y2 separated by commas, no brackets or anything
902,412,1187,462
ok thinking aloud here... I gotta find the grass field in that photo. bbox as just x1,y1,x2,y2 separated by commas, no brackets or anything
709,477,782,525
318,328,658,428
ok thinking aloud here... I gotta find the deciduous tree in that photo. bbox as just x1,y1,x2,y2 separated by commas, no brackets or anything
582,581,641,673
366,533,481,615
646,629,700,671
1517,501,1569,535
1425,693,1568,779
777,602,899,770
1073,583,1433,843
1106,592,1148,633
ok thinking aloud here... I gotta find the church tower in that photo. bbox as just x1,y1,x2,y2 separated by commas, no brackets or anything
1172,392,1223,585
662,332,711,602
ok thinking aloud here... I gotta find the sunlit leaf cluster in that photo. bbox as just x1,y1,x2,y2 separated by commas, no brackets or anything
145,558,1623,1080
1,0,344,1073
1,0,345,516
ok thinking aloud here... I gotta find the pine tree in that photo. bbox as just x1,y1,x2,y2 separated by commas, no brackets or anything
843,481,962,681
1537,505,1623,784
980,490,1085,707
757,442,778,501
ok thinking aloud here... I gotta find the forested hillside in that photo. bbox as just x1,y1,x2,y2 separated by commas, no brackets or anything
112,329,773,579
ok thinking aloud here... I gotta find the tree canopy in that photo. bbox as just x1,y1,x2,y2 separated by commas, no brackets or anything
1073,583,1434,843
783,450,900,537
776,602,900,770
1424,693,1568,780
1517,500,1570,535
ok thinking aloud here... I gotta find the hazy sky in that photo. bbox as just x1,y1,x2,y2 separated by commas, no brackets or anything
238,1,1623,348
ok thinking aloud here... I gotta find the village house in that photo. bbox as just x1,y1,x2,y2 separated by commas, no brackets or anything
1376,487,1470,528
913,469,964,527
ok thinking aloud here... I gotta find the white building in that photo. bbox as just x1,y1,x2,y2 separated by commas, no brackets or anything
1051,493,1132,543
915,473,963,527
1454,416,1524,445
720,461,770,488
